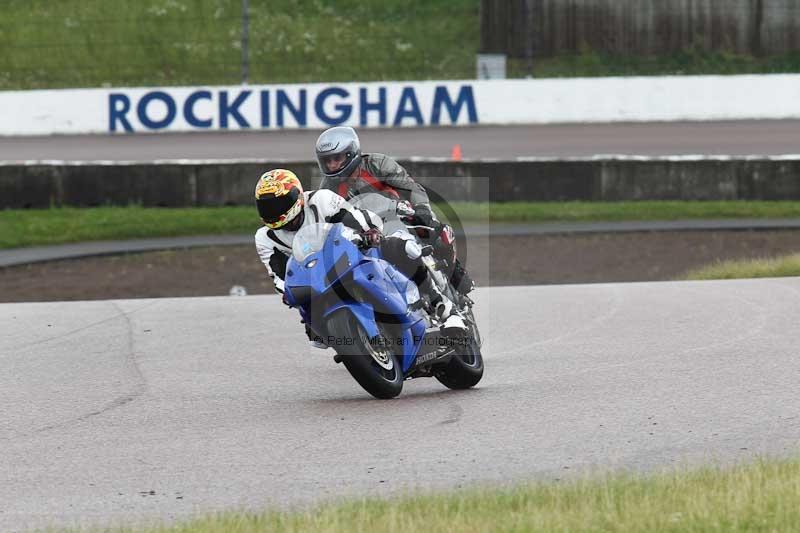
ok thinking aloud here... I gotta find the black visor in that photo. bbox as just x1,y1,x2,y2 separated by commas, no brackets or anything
256,187,300,224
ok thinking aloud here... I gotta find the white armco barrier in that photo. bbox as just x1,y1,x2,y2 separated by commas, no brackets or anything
3,74,800,136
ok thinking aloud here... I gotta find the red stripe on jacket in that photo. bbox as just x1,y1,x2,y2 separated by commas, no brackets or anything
338,168,400,199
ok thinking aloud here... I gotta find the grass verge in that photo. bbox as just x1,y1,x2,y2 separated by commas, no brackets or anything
683,253,800,280
0,206,260,249
4,201,800,249
71,457,800,532
1,0,476,90
6,2,800,90
510,49,800,78
446,200,800,224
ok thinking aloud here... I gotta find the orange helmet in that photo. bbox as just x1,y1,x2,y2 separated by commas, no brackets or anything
254,169,305,229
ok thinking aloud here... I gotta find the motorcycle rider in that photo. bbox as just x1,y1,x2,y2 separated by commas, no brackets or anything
254,168,466,349
314,126,474,295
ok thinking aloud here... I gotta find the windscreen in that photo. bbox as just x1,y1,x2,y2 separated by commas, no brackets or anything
292,223,332,262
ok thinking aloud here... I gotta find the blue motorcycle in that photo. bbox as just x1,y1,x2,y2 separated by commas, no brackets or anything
283,216,483,399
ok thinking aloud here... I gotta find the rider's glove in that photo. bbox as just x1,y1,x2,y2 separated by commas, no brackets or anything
360,227,383,248
396,200,415,218
411,203,437,228
434,224,457,263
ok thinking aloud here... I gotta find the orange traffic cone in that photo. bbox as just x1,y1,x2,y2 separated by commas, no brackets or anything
450,144,463,161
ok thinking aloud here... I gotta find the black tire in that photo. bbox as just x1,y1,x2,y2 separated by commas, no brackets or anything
327,310,404,399
435,309,484,390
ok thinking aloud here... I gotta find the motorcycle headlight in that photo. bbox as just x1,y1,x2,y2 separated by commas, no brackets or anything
306,259,318,269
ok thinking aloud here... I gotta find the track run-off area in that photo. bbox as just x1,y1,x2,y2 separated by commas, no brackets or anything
2,278,799,531
3,120,800,161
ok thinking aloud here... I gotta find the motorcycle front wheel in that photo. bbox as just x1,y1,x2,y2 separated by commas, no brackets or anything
327,310,404,399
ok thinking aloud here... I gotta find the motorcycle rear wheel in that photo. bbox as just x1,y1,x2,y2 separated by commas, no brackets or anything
327,310,404,399
435,308,484,390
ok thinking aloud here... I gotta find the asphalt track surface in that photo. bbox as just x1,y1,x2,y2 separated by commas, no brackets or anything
3,120,800,161
3,278,800,531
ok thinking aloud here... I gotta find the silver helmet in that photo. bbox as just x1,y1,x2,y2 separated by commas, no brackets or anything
315,126,362,179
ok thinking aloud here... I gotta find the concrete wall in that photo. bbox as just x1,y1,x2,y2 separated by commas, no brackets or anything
2,157,800,209
482,0,800,58
8,75,800,135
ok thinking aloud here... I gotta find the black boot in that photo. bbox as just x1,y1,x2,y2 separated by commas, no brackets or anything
418,274,467,332
450,259,475,295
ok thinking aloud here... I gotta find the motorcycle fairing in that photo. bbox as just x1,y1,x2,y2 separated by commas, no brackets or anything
284,223,427,373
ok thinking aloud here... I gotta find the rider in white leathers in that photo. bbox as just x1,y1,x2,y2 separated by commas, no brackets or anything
256,187,378,294
253,169,466,348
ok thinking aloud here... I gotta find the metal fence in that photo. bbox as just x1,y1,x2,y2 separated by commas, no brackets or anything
0,1,478,90
10,0,799,91
482,0,800,59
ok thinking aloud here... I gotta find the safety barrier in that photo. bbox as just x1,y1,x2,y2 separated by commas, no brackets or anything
4,75,800,136
3,156,800,209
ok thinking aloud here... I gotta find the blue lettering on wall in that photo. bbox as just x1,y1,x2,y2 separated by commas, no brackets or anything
109,93,133,132
183,90,213,128
359,87,387,126
106,82,481,133
315,87,352,126
219,90,251,129
430,85,478,125
260,90,270,128
277,89,307,127
137,91,177,130
393,87,424,126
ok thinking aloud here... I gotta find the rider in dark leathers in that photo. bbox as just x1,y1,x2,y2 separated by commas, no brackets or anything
314,126,474,295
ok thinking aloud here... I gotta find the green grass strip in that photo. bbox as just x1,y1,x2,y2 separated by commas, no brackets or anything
0,0,477,90
509,49,800,79
684,253,800,280
7,0,800,91
70,457,800,532
446,200,800,223
3,201,800,250
0,206,262,249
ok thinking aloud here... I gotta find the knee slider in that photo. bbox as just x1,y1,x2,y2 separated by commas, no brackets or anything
404,240,423,260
